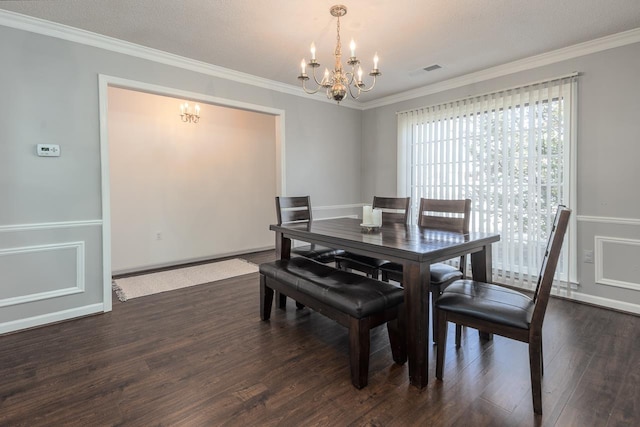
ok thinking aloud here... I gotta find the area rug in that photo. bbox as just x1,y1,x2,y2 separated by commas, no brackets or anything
112,258,259,301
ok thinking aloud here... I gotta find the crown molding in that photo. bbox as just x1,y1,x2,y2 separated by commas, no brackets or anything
0,9,363,110
2,10,639,113
361,27,640,110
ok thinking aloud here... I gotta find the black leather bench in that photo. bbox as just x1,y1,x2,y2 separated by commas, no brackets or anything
259,257,407,389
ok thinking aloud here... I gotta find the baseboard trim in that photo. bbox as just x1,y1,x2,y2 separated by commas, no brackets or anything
112,246,274,276
0,303,104,335
565,291,640,315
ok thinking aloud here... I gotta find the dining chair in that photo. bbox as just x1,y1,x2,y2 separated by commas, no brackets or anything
380,198,471,342
435,205,571,414
275,196,345,307
335,196,410,278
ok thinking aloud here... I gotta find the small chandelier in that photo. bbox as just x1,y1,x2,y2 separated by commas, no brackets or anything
180,102,200,123
298,4,381,103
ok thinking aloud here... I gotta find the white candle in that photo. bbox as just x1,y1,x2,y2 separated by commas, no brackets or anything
373,53,379,69
310,43,316,61
357,66,363,82
363,205,373,225
372,209,383,226
350,39,356,57
301,59,306,74
195,104,200,115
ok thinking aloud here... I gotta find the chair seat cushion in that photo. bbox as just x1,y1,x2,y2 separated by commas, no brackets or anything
259,257,404,319
292,245,345,263
379,262,463,286
336,253,389,269
436,280,534,330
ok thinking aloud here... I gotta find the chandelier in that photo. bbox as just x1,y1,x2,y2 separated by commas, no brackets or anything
180,102,200,123
297,5,380,103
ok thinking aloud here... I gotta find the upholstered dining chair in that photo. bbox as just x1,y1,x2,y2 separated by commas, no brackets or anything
275,196,345,263
335,196,410,278
275,196,345,307
435,205,571,415
379,198,471,342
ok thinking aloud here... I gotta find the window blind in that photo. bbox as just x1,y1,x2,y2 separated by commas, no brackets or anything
397,75,577,290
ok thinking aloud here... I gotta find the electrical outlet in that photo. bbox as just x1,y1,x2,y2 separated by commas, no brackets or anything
583,249,594,263
156,232,163,241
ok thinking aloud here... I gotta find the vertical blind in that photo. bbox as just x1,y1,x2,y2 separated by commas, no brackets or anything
397,75,577,290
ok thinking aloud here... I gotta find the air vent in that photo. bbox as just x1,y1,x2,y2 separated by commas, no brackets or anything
423,64,442,72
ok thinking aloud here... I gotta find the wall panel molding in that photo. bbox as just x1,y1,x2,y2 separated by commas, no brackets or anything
0,220,102,233
595,236,640,291
577,215,640,226
0,242,86,307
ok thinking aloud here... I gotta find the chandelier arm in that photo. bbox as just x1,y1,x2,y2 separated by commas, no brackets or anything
310,66,325,87
346,81,361,100
301,79,322,95
358,75,378,93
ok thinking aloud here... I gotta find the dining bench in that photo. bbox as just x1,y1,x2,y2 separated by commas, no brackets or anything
259,257,406,388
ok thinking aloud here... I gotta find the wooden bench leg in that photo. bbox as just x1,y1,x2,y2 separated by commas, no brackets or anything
277,291,287,309
348,317,371,389
260,275,274,321
387,307,407,365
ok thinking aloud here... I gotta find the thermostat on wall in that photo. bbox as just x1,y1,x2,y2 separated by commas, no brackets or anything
37,144,61,157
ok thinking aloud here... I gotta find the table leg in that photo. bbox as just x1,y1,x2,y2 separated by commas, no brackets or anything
403,261,430,389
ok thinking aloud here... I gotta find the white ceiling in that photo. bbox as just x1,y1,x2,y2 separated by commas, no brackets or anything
2,0,640,102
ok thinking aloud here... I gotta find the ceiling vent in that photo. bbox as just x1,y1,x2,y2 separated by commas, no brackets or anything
423,64,442,72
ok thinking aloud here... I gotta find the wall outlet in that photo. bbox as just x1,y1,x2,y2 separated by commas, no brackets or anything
155,232,163,241
583,249,594,263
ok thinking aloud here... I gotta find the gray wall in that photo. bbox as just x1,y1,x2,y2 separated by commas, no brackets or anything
0,23,363,332
362,42,640,311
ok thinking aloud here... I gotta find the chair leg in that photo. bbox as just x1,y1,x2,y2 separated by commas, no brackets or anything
455,324,462,347
387,307,407,365
260,275,274,321
431,290,439,344
349,317,371,389
435,309,448,380
529,337,543,414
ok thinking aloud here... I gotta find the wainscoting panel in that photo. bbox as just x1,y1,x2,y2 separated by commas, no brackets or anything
0,220,103,334
0,242,85,307
595,236,640,291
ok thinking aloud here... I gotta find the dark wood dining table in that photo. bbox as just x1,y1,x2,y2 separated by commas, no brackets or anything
269,217,500,389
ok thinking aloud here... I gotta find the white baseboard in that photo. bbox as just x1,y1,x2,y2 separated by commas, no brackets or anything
112,246,274,276
566,291,640,315
0,303,104,335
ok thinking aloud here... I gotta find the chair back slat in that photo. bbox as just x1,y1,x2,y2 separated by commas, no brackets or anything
530,206,571,333
276,196,312,225
418,199,471,233
373,196,410,225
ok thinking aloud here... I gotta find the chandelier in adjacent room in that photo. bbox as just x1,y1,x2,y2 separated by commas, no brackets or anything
180,102,200,123
297,5,380,103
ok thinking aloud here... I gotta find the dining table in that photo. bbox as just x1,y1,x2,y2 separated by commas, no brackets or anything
269,216,500,389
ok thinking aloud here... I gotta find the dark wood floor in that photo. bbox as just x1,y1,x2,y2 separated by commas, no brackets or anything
1,250,638,426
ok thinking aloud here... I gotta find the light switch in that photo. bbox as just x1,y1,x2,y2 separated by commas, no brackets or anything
37,144,61,157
